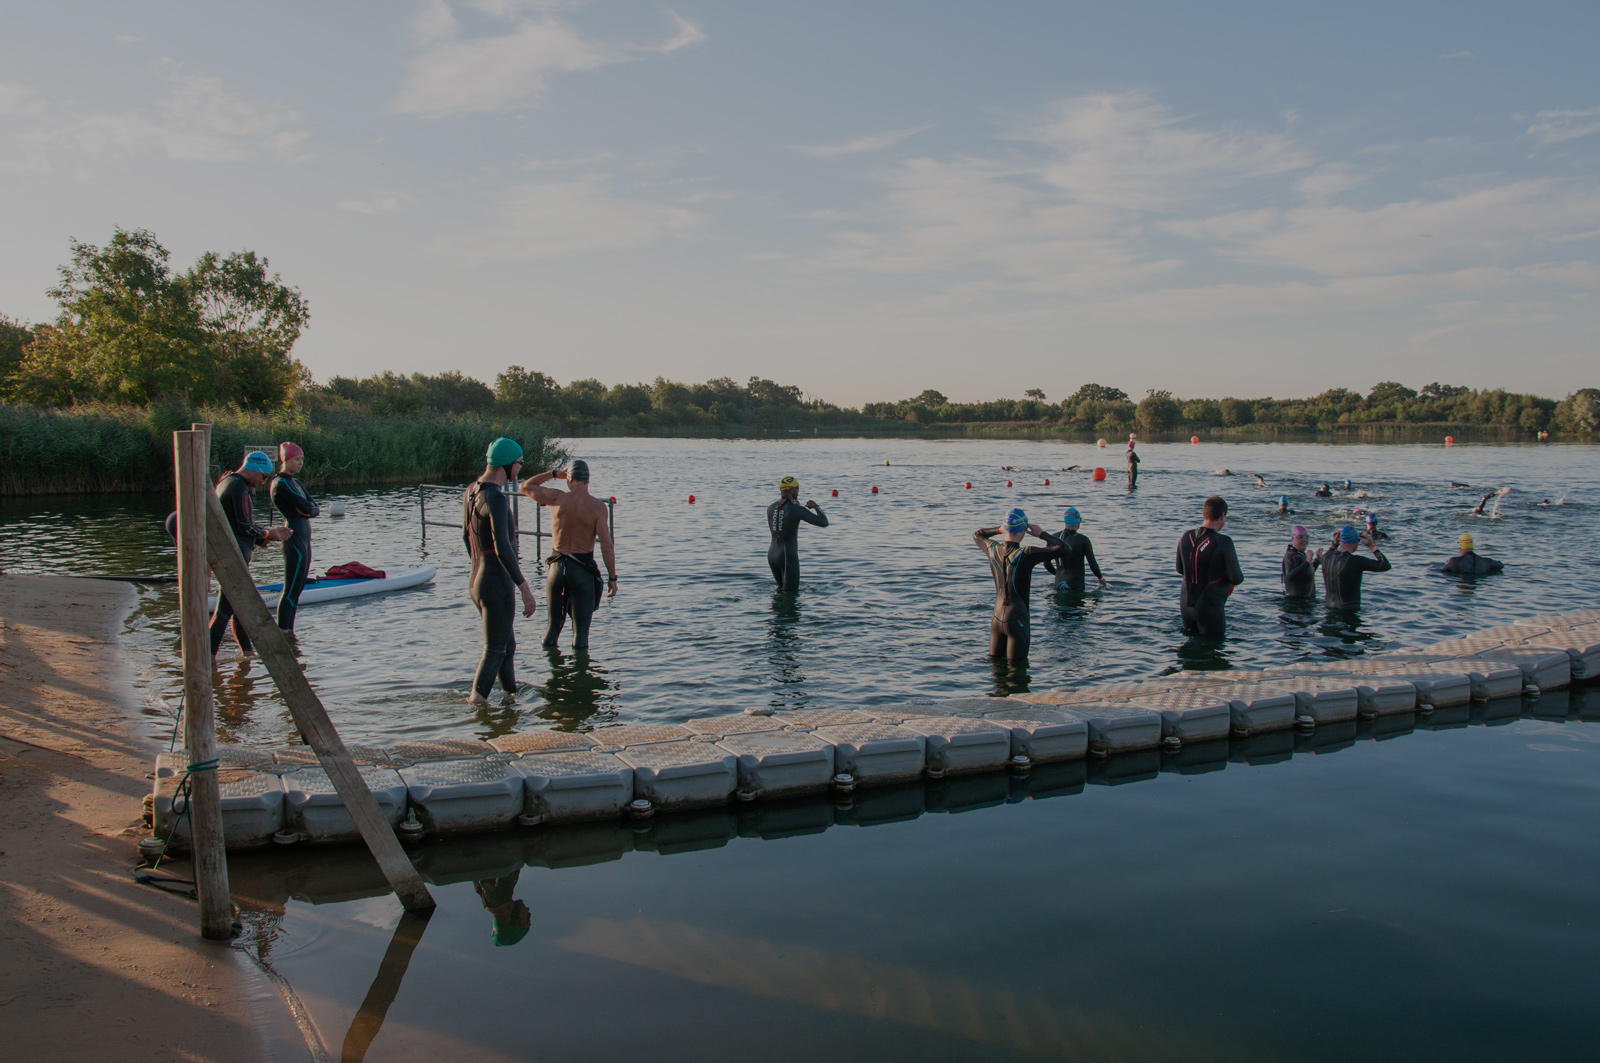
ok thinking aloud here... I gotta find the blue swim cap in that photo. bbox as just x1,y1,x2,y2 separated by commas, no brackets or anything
243,450,273,474
1062,507,1081,526
1339,524,1360,543
1343,479,1354,490
1004,508,1028,533
1366,513,1379,526
1278,495,1289,506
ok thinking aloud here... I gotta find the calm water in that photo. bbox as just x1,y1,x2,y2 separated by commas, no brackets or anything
3,438,1597,1061
0,437,1594,747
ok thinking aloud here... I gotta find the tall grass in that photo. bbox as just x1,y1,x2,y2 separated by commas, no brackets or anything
0,401,565,495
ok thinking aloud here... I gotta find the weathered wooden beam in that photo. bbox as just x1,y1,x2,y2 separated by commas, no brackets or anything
174,430,234,939
202,486,434,911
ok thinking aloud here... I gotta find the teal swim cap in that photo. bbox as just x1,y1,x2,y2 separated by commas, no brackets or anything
491,916,530,947
1278,495,1289,506
1004,508,1028,533
485,437,523,467
1339,525,1360,543
242,450,273,474
1062,507,1081,526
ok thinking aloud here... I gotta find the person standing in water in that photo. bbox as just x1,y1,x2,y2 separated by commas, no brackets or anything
463,438,536,704
1281,525,1322,599
1176,496,1244,637
1126,442,1140,489
1442,533,1503,575
1321,525,1391,610
211,450,292,656
1043,507,1105,592
270,442,319,634
764,475,828,592
1275,495,1293,515
974,509,1069,662
522,459,617,650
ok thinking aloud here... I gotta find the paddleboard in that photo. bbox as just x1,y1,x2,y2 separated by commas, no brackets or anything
207,564,435,610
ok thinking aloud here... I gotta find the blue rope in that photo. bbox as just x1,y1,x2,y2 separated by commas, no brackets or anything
146,756,219,877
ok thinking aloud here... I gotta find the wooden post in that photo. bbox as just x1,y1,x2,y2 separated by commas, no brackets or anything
174,430,234,939
202,490,435,911
340,908,434,1062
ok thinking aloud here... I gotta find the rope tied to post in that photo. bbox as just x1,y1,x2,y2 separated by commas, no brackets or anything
133,756,219,895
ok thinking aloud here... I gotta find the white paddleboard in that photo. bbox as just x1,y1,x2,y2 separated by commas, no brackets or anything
207,564,435,610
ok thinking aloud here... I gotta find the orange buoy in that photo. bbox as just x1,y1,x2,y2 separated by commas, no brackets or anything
1006,480,1013,487
688,494,696,503
871,485,879,494
964,481,972,489
1043,478,1050,486
1191,435,1199,444
1097,438,1107,448
1092,467,1106,481
1444,435,1454,445
831,488,838,496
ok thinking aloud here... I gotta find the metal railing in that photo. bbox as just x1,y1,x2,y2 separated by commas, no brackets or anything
419,481,615,557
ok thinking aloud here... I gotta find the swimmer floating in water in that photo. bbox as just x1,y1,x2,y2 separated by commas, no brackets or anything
1442,533,1503,575
1314,483,1332,498
1365,513,1389,541
1472,487,1511,515
1449,481,1471,489
1253,474,1268,487
1275,495,1293,515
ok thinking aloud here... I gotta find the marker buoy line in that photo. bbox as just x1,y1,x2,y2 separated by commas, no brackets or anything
687,494,696,504
1092,467,1106,481
871,485,879,494
831,488,838,496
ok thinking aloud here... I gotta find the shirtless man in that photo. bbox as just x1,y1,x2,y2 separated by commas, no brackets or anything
520,459,617,651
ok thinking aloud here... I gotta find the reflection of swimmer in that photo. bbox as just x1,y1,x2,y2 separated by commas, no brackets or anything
1275,495,1293,516
1281,526,1322,599
1321,525,1391,610
1176,496,1243,637
1314,483,1332,498
975,509,1068,662
1442,533,1503,575
765,475,829,592
474,873,530,947
1043,508,1106,591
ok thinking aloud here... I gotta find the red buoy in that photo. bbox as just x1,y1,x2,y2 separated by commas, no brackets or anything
1092,467,1106,481
831,488,838,496
609,496,617,503
965,482,972,489
688,494,696,503
1005,480,1013,487
1043,478,1050,486
871,485,879,494
1191,435,1199,444
1444,435,1454,445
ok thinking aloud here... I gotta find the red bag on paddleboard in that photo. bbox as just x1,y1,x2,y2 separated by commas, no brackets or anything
323,562,386,580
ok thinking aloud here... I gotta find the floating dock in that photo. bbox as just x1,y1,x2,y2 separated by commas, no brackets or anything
151,612,1600,851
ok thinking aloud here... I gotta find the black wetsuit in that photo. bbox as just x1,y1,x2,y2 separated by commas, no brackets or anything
463,481,526,698
545,551,601,651
1443,551,1503,575
766,497,828,591
1281,544,1319,598
1314,487,1332,498
978,531,1068,661
1126,449,1140,488
210,473,270,654
1321,547,1391,610
270,473,319,631
1176,527,1244,636
1043,529,1102,591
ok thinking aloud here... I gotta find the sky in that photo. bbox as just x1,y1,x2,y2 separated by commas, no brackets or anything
2,1,1597,405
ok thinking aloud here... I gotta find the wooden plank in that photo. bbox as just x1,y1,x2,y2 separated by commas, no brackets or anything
202,487,435,911
175,430,234,939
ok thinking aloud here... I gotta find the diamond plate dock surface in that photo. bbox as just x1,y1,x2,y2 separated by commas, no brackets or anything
683,713,786,739
589,723,694,749
774,708,874,730
488,731,598,755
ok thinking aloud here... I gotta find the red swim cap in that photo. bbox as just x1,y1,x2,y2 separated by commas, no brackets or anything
279,441,303,462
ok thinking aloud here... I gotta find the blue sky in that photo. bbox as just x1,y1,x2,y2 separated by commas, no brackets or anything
2,1,1596,403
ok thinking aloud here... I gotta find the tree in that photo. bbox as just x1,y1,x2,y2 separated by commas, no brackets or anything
1065,383,1128,406
1420,382,1468,399
1136,389,1180,431
0,315,32,388
1182,399,1222,427
1024,388,1046,402
913,389,948,407
1554,389,1600,434
1368,381,1417,404
185,250,309,409
496,366,563,417
1219,397,1254,427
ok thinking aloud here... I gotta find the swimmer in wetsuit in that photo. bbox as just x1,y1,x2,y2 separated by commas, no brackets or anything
1320,524,1391,610
1442,533,1503,575
1314,483,1333,498
1364,513,1389,541
269,442,319,633
1126,443,1140,489
1281,525,1322,598
463,438,537,704
1275,495,1293,515
975,509,1069,661
1043,507,1106,592
522,459,618,650
1176,495,1244,636
210,451,292,656
763,475,828,592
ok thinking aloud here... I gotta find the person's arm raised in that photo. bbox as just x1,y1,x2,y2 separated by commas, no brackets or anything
520,469,563,506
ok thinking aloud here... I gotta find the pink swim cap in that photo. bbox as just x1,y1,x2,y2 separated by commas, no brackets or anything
1292,525,1308,538
279,441,303,462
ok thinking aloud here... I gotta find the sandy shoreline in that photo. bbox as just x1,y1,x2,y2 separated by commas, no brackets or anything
0,574,305,1062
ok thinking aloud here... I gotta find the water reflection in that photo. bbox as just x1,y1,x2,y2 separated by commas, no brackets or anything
988,656,1030,697
766,592,805,709
535,649,617,730
1317,609,1385,658
474,872,529,947
340,908,433,1063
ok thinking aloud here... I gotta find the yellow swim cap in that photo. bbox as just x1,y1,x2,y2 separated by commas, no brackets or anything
1458,533,1474,550
778,475,799,489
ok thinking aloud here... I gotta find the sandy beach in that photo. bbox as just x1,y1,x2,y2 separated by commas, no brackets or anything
0,574,303,1062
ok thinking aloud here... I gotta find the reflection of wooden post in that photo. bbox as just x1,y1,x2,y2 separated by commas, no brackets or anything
340,908,434,1062
174,429,233,939
201,490,434,911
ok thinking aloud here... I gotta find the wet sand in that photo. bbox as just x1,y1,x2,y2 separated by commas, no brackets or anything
0,574,300,1062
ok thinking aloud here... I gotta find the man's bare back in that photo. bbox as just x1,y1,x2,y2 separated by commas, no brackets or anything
520,460,617,593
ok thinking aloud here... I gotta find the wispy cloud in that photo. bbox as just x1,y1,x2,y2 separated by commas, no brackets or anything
439,177,704,261
793,125,932,157
1527,107,1600,145
393,3,704,118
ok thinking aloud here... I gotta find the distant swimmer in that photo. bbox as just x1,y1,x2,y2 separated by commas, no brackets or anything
1526,499,1555,507
1449,482,1471,489
1343,480,1354,492
1314,483,1333,498
1126,442,1140,489
763,475,828,592
1365,513,1389,541
1275,495,1293,516
1253,474,1268,487
464,438,536,704
1321,525,1391,610
211,450,292,657
1281,526,1322,599
1472,489,1511,516
1044,507,1106,592
1442,533,1503,575
975,509,1069,661
1176,496,1244,637
269,442,319,634
523,459,618,651
1214,469,1234,477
